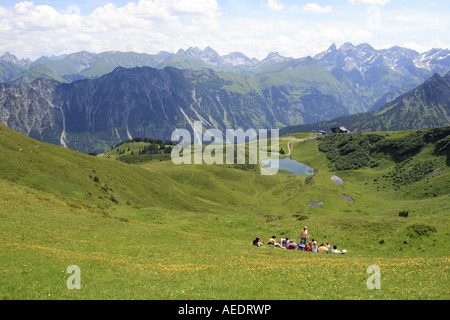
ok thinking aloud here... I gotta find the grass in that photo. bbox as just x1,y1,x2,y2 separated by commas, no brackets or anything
0,124,449,300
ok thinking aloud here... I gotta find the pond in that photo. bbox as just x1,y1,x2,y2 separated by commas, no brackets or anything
261,157,315,176
343,195,354,202
308,201,325,207
331,175,344,185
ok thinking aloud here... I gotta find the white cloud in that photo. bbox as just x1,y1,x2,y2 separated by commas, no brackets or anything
302,3,333,13
349,0,390,5
0,0,447,61
402,40,449,53
0,0,220,59
394,15,415,24
265,0,285,11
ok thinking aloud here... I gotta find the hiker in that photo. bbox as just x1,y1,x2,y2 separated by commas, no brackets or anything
268,236,281,247
297,242,306,251
311,241,319,253
318,243,327,253
301,227,308,244
286,240,297,250
253,237,263,247
305,243,312,252
309,239,315,248
330,245,347,254
284,237,295,248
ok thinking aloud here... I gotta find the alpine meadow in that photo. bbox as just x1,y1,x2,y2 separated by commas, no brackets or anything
0,0,449,305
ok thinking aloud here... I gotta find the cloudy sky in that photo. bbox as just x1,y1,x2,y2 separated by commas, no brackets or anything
0,0,449,60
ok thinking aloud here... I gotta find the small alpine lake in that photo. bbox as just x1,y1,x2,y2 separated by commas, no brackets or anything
261,157,315,176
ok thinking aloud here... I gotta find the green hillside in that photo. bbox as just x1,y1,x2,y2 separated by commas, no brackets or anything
31,52,98,76
0,124,448,300
79,52,163,79
9,64,68,84
0,61,23,82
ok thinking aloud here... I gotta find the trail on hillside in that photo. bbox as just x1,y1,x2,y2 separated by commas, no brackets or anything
249,174,259,198
282,137,311,156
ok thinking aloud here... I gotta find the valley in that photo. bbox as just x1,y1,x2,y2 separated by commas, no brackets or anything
0,124,448,300
0,0,448,305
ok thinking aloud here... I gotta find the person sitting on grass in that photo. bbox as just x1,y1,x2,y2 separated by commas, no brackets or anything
311,241,319,253
286,240,297,250
253,237,264,247
268,236,281,247
318,243,328,253
331,245,347,254
305,243,312,252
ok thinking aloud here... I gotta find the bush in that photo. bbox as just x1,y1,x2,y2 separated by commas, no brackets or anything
398,210,409,218
318,133,384,171
407,223,437,237
109,195,119,204
318,127,450,171
266,215,282,223
305,176,314,185
293,214,309,221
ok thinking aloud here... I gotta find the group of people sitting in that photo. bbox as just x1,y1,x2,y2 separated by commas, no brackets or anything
252,226,347,254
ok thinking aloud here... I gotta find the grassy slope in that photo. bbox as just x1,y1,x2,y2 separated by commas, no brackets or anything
0,124,448,300
0,61,23,82
9,64,68,84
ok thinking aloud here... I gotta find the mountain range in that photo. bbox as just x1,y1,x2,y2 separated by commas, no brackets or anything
0,43,449,152
2,43,449,111
281,71,450,136
2,43,449,84
0,63,356,152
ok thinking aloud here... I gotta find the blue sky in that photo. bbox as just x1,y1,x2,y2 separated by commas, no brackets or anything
0,0,449,60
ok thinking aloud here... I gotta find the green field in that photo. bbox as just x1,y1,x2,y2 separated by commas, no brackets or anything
0,124,449,300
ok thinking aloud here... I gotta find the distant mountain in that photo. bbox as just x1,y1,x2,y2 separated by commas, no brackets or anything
8,64,68,84
21,48,260,80
78,51,163,79
251,52,294,72
2,44,448,94
222,52,258,67
0,60,24,83
176,46,258,69
30,51,99,76
414,48,450,74
0,52,32,68
313,43,449,110
281,72,450,135
1,44,450,152
0,65,361,152
2,43,448,115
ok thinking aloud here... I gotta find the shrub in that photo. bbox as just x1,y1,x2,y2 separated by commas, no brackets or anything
266,215,282,223
293,214,309,221
407,223,437,237
399,210,409,218
305,176,314,185
109,195,119,204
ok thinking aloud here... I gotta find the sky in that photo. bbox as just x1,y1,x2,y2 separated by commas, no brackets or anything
0,0,449,60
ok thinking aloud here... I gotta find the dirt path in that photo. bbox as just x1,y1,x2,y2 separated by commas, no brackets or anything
283,138,307,156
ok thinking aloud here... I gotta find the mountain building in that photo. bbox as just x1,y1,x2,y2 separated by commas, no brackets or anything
331,127,350,134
